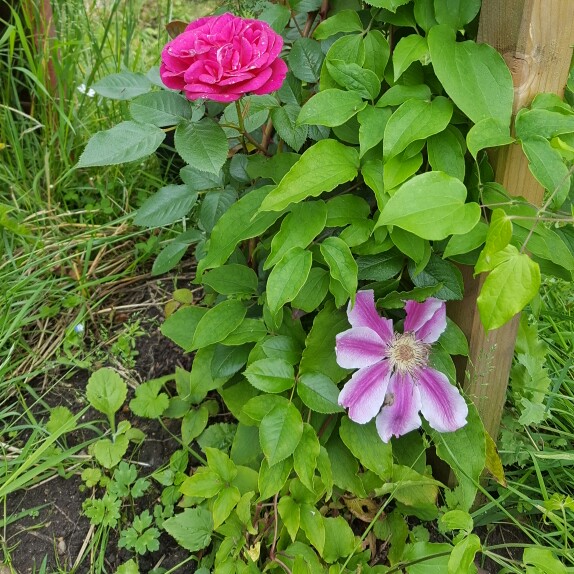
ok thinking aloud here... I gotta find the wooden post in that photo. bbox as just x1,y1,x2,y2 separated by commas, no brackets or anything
448,0,574,440
22,0,58,95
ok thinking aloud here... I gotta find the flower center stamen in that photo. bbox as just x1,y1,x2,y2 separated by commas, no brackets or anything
387,332,429,375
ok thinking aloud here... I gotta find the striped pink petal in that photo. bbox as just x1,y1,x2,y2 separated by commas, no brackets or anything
338,360,391,424
336,327,387,369
417,367,468,433
375,372,422,442
404,298,446,343
347,290,394,344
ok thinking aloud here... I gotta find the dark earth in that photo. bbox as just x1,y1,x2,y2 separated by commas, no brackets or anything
5,276,196,573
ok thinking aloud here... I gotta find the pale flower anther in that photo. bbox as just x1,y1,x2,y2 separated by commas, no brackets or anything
335,290,468,443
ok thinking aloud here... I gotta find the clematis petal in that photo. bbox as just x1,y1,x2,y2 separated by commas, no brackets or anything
338,360,391,424
347,290,394,344
404,298,446,343
375,372,422,442
336,327,387,369
417,367,468,433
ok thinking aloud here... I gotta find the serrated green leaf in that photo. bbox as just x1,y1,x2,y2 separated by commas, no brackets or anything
92,71,151,100
258,457,292,500
245,358,295,393
260,402,304,466
77,121,165,167
300,302,349,383
199,187,237,233
271,105,308,151
221,94,275,137
129,378,169,418
86,368,127,418
267,247,313,315
163,507,213,552
289,38,324,82
294,424,321,491
297,372,344,414
258,2,291,32
339,417,393,479
175,119,228,175
130,91,192,126
320,237,358,299
134,185,197,227
365,0,410,10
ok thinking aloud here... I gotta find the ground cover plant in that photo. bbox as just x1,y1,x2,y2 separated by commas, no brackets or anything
1,0,574,573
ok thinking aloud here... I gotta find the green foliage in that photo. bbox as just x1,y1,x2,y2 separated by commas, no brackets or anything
72,0,574,571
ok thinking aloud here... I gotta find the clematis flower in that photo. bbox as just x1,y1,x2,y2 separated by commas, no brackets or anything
335,291,468,442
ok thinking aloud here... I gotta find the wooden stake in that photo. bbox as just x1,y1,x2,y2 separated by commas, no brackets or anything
448,0,574,441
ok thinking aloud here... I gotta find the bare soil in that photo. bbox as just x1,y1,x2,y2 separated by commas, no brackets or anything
5,276,197,573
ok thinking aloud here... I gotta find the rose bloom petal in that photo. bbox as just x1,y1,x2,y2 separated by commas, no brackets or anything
347,290,394,344
338,360,392,424
253,58,288,95
376,372,422,443
227,66,273,93
336,326,387,369
160,13,286,101
404,298,446,343
417,367,468,433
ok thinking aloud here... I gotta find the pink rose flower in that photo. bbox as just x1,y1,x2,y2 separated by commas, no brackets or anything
160,13,288,103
